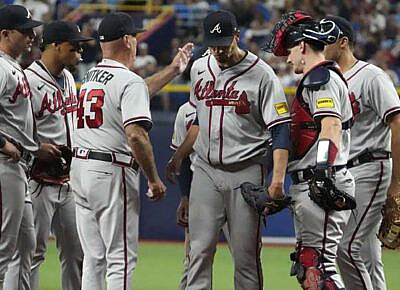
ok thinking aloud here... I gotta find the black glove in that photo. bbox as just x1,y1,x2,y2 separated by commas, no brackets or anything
240,182,292,216
308,168,356,211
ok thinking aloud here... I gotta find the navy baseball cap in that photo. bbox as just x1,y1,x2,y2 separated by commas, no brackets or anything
42,21,93,45
203,10,239,47
98,12,145,42
324,15,356,45
0,5,43,30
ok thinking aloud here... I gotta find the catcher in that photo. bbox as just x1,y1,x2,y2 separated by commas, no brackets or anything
263,12,356,290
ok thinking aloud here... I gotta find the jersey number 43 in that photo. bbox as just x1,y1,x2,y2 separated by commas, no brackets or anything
77,89,105,128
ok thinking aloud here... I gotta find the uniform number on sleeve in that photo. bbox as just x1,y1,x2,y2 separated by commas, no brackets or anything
77,89,105,129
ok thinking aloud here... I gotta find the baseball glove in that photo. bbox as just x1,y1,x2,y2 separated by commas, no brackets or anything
308,176,356,211
378,194,400,249
240,182,292,216
30,145,72,185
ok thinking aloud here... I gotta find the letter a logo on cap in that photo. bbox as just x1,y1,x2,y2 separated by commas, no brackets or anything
25,8,32,19
210,23,222,34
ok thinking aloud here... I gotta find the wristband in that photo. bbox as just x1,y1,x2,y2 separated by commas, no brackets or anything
316,138,338,169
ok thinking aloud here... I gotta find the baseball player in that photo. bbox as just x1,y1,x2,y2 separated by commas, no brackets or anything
169,101,231,289
70,12,192,290
264,12,355,289
167,10,291,289
0,5,60,290
23,21,92,290
324,16,400,290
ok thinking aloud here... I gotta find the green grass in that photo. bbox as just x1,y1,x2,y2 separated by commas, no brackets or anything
40,240,400,290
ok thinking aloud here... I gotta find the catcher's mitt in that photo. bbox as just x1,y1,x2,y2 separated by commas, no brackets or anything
240,182,292,216
308,176,356,211
30,145,72,185
378,194,400,249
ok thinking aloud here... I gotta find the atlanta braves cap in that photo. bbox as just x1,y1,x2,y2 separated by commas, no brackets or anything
0,5,43,30
203,10,239,47
42,21,93,45
324,15,356,45
98,12,145,42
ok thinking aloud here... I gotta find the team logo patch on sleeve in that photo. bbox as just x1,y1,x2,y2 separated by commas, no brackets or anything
316,98,335,108
274,102,289,115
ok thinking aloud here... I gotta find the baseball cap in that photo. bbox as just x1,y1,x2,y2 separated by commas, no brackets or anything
324,15,356,44
203,10,239,47
98,12,145,42
42,21,93,45
0,5,43,30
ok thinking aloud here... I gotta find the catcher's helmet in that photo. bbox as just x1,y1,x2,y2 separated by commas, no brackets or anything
264,12,341,56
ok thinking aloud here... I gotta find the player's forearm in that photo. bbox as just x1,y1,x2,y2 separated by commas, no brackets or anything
389,114,400,183
145,65,179,98
174,125,199,160
126,126,160,183
271,149,288,185
318,116,341,148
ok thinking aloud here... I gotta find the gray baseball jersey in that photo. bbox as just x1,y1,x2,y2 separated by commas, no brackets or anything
0,51,38,152
170,101,197,166
25,61,77,146
288,70,353,172
71,58,151,290
189,51,291,166
345,60,400,159
0,50,37,290
24,60,83,290
186,51,290,290
337,60,400,290
73,59,152,153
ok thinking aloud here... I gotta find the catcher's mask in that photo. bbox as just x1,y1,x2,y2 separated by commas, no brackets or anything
263,11,341,56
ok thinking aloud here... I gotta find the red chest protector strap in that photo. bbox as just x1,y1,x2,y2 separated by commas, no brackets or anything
291,61,352,161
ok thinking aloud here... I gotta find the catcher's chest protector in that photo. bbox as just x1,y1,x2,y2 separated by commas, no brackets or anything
290,61,348,161
290,96,317,160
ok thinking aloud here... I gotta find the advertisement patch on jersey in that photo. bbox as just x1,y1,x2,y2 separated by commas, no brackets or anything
316,98,335,109
274,102,289,115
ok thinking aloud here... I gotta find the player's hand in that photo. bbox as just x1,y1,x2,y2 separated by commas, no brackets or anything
35,143,62,161
176,196,189,227
171,42,194,75
165,154,183,184
0,140,21,163
146,179,167,202
268,181,285,199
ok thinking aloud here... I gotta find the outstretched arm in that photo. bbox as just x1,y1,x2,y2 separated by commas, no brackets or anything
145,43,193,98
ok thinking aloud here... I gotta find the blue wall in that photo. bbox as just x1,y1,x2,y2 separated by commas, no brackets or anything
139,112,295,240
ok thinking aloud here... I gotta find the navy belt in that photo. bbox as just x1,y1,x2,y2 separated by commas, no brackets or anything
290,165,346,184
347,151,391,168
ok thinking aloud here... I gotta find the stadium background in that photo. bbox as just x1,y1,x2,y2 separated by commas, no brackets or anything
2,0,400,244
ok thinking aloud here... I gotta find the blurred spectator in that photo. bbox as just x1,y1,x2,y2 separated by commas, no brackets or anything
77,19,101,80
14,0,52,22
134,42,158,77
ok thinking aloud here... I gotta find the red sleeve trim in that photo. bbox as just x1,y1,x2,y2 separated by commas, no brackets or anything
123,116,152,127
313,111,342,120
266,116,291,129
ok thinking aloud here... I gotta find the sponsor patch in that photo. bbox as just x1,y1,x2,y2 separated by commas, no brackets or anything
274,102,289,115
316,98,334,108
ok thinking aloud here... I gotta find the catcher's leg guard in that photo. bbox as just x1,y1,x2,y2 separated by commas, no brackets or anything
290,247,339,290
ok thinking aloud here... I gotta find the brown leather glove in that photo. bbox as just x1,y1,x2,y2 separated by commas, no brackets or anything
378,194,400,249
30,145,72,185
